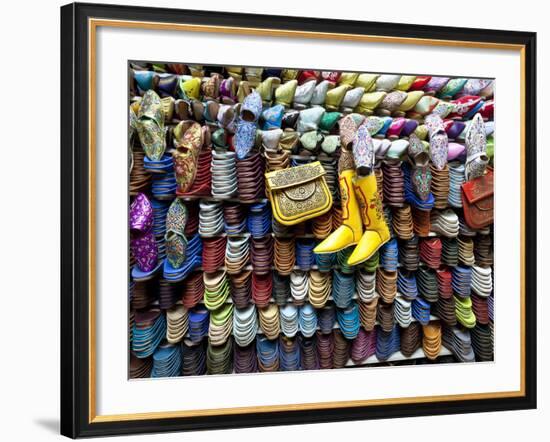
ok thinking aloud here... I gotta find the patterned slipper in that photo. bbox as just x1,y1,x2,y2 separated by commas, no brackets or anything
136,90,166,161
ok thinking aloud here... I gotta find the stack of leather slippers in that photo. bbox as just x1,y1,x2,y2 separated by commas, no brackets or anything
166,305,188,344
208,303,234,346
442,237,459,266
416,267,439,302
454,295,476,328
130,148,151,195
436,268,453,298
252,272,273,306
452,265,472,297
204,271,230,310
392,205,414,240
151,344,182,378
382,161,405,206
182,339,207,376
184,202,200,236
430,164,450,210
273,273,290,305
400,322,421,357
131,281,155,310
274,237,296,275
458,237,476,265
471,294,489,325
332,271,355,308
236,152,265,202
198,201,224,236
290,271,309,305
233,305,258,347
234,342,258,373
356,270,376,302
412,207,431,237
376,325,401,361
258,304,280,339
359,297,378,331
202,236,226,273
308,270,332,308
399,237,419,271
430,209,460,237
311,211,333,239
470,324,493,361
447,163,465,207
188,308,209,343
315,252,336,273
132,309,166,358
474,235,493,266
280,304,299,337
442,326,475,362
182,272,204,308
394,297,413,327
280,337,301,371
376,268,398,303
380,239,399,271
336,303,360,340
251,236,274,275
158,278,178,309
247,202,272,237
333,330,351,368
229,271,252,308
376,301,395,332
397,270,418,300
300,337,319,370
471,265,493,297
318,305,336,334
298,304,318,337
436,297,457,327
211,150,238,198
419,237,442,268
412,297,431,325
350,328,377,363
207,339,233,374
225,236,250,274
422,322,442,360
256,336,280,372
336,247,355,274
130,353,152,378
296,240,316,270
317,332,335,369
223,203,247,234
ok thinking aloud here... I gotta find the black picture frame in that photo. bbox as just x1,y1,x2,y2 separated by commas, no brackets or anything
60,2,537,438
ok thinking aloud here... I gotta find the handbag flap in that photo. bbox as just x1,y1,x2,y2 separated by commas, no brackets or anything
265,161,326,190
461,169,493,204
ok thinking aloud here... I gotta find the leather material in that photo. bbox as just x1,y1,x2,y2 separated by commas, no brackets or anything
348,173,390,266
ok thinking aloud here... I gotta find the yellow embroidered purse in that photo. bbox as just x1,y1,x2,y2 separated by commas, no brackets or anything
265,161,333,226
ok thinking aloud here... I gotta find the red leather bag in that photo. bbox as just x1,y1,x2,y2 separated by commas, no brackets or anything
461,168,494,229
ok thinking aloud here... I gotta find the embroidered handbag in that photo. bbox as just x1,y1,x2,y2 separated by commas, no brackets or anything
461,167,494,230
265,161,333,226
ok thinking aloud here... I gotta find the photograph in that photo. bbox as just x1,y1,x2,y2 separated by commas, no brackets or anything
128,64,496,378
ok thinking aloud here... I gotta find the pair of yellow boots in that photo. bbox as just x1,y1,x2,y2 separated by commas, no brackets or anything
313,169,390,265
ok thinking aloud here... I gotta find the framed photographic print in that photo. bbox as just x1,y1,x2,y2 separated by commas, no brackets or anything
60,2,537,438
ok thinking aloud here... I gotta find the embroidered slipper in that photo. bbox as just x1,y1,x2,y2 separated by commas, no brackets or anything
352,125,375,175
425,114,449,170
136,90,166,161
172,121,203,194
408,134,432,200
464,113,489,180
165,199,189,269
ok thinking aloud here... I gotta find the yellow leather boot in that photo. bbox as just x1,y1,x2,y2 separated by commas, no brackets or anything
347,173,390,265
313,168,363,254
